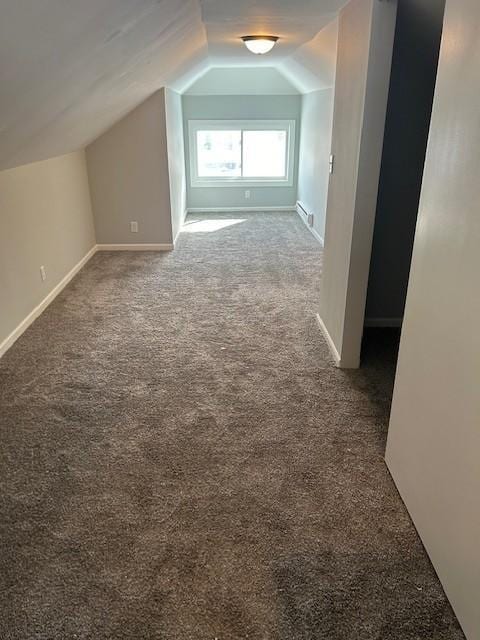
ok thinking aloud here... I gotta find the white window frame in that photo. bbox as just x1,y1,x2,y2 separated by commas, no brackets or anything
188,119,296,188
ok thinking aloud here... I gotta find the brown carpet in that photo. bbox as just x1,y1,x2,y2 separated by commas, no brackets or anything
0,212,464,639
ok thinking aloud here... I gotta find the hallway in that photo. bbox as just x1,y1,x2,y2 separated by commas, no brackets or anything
0,212,463,639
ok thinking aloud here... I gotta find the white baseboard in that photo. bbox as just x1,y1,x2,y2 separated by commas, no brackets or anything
186,206,296,213
0,245,97,359
0,239,177,359
96,243,174,251
173,210,189,245
309,226,324,246
364,317,403,328
296,202,324,247
315,313,343,367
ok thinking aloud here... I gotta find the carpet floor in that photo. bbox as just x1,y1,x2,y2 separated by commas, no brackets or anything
0,212,464,639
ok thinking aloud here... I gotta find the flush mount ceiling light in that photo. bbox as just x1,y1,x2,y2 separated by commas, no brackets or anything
241,35,279,55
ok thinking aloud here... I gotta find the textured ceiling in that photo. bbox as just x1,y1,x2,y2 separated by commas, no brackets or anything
0,0,344,170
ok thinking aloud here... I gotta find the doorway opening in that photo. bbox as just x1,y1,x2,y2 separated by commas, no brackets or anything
361,0,447,407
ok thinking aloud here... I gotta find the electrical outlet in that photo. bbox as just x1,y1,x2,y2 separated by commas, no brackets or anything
130,221,138,233
40,265,47,281
245,190,251,200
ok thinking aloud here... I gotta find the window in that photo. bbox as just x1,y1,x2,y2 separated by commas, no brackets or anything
188,120,296,187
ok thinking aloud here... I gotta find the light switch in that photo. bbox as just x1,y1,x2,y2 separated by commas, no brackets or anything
329,154,335,174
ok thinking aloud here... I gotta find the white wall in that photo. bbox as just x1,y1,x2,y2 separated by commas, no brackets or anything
86,89,173,246
386,0,480,637
295,17,338,243
0,151,95,352
297,88,335,242
318,0,397,368
165,88,187,242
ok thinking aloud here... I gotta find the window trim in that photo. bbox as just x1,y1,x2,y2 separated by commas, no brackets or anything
188,119,296,188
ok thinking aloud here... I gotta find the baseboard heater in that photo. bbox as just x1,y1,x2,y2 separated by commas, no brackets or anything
296,201,314,227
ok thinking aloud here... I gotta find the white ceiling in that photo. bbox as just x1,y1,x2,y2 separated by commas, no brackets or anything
198,0,341,63
279,17,339,94
0,0,344,170
185,67,300,95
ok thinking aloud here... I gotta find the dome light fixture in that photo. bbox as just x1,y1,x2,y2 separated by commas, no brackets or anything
241,35,279,55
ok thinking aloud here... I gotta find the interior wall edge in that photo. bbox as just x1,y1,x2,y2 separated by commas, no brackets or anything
319,0,397,369
164,88,188,243
385,1,480,634
315,313,360,369
338,0,398,367
384,451,472,640
174,209,189,245
86,89,174,246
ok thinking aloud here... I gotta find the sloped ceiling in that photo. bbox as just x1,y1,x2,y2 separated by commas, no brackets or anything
0,0,206,170
0,0,345,170
197,0,340,64
279,17,339,93
184,67,300,95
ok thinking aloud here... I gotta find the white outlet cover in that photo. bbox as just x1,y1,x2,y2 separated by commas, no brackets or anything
130,221,138,233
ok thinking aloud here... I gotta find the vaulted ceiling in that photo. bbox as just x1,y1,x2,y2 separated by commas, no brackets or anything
197,0,340,65
0,0,345,170
184,67,300,96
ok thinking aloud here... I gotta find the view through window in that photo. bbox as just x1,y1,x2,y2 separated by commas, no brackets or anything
197,130,241,178
189,120,295,186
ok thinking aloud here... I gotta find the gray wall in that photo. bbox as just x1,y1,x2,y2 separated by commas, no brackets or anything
87,89,173,245
318,0,397,368
386,0,480,636
182,94,302,210
365,0,446,322
297,89,335,241
0,151,95,350
165,88,187,241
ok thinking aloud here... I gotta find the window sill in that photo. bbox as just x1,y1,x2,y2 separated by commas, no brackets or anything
190,179,294,189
